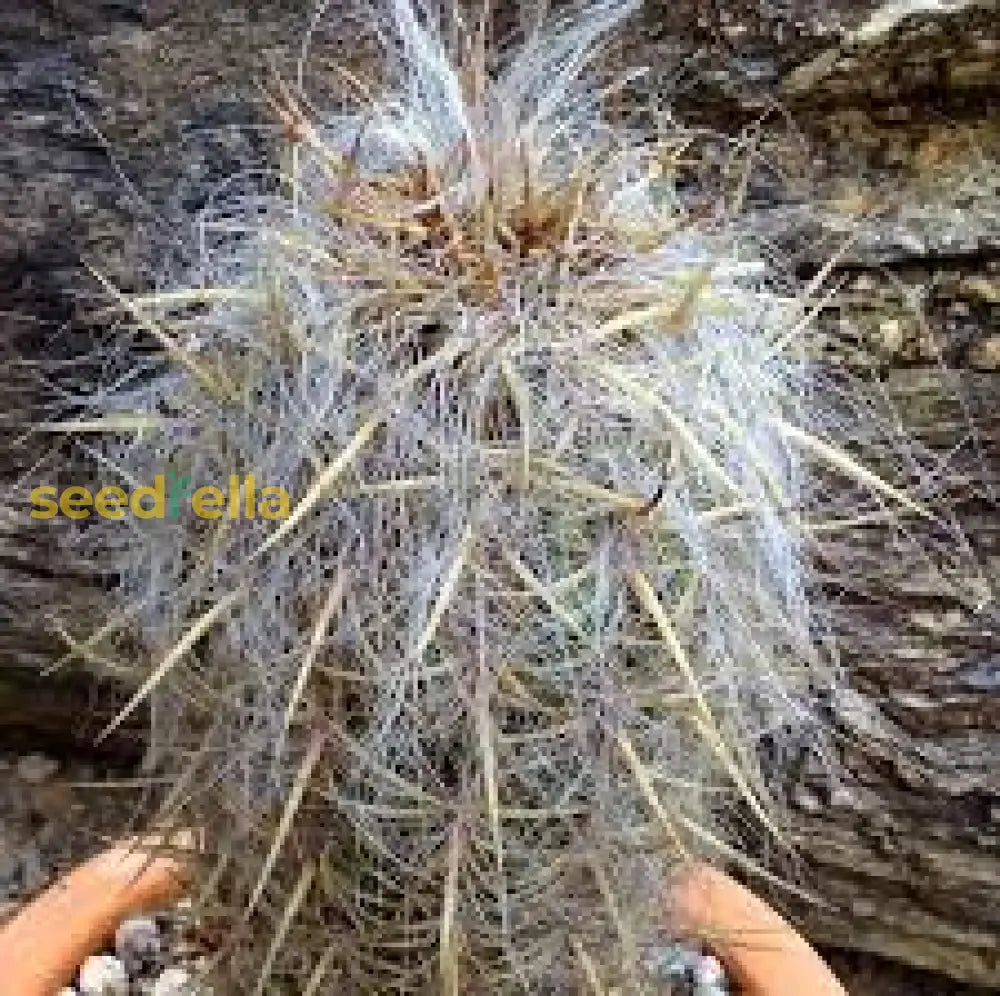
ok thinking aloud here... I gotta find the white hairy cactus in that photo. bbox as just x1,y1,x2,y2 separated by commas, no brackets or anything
44,0,978,991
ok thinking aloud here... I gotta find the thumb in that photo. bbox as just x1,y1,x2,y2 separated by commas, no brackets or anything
668,863,848,996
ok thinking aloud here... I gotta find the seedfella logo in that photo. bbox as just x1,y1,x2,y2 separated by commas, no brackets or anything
30,472,291,520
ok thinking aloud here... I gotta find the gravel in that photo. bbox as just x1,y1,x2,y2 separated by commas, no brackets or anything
114,916,163,975
694,953,730,995
77,955,129,996
649,943,732,994
0,752,211,996
68,913,211,995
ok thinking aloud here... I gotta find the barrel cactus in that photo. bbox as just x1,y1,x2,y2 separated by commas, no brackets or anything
42,0,973,990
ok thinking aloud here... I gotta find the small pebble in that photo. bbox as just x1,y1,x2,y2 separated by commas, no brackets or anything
151,967,202,995
694,953,729,995
650,945,692,980
115,915,162,971
694,983,729,996
15,754,58,785
77,954,129,996
648,943,730,994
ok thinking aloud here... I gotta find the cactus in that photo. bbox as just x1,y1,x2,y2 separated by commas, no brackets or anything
38,0,980,991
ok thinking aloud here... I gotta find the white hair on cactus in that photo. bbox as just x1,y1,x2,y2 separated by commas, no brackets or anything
61,0,962,990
